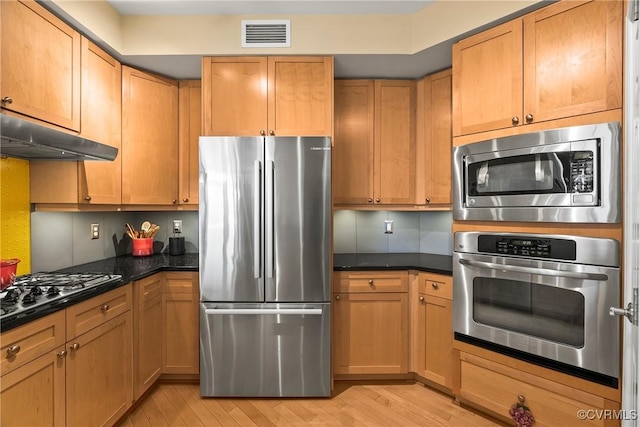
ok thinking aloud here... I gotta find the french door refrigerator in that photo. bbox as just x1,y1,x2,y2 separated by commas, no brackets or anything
199,136,331,397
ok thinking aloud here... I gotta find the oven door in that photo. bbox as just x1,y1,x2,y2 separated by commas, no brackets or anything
453,251,620,380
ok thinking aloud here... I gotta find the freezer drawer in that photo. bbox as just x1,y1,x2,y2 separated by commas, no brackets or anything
200,303,331,397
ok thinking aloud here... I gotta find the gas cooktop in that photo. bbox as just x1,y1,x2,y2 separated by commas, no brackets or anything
0,272,122,322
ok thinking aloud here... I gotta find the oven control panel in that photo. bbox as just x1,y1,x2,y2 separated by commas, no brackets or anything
478,235,577,261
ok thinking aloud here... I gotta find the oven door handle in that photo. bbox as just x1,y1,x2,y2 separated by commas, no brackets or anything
458,258,609,281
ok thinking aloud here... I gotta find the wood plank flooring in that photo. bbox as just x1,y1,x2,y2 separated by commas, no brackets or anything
117,382,502,427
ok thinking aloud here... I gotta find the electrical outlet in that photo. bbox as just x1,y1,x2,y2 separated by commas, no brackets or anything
384,220,394,234
90,223,100,240
173,219,182,234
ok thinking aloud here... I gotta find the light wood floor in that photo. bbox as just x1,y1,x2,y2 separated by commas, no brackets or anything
117,381,503,427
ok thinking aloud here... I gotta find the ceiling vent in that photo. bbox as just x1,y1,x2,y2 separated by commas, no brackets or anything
242,20,290,48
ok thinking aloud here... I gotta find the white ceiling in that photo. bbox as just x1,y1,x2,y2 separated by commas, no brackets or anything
105,0,435,16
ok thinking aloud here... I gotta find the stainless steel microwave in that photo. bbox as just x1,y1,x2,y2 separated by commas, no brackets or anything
452,122,621,223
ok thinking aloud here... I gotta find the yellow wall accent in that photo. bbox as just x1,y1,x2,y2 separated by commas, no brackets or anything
0,158,31,275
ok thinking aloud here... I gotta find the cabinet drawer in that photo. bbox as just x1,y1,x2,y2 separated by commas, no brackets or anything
419,273,452,300
459,353,617,427
334,271,408,293
0,311,66,376
66,284,131,339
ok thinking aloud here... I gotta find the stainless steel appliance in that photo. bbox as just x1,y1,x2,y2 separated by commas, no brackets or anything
453,231,620,387
0,273,123,327
452,122,621,223
199,136,331,397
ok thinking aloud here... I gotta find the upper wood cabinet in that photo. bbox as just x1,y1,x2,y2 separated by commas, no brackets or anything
178,81,201,206
0,0,81,131
416,69,452,207
452,0,622,137
333,79,416,206
202,56,333,136
122,66,179,205
30,38,122,205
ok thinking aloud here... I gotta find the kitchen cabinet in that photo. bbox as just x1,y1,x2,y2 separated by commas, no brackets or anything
333,271,409,375
178,80,201,206
133,274,163,399
0,311,66,426
122,66,179,205
30,38,122,205
452,0,622,137
415,69,452,207
333,79,416,206
411,272,453,390
202,56,333,136
457,351,619,427
163,272,199,375
1,0,80,131
65,285,132,427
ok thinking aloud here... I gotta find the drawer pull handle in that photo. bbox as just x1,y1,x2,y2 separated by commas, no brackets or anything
368,279,374,286
419,296,425,303
7,345,20,356
57,350,67,359
335,295,341,300
1,96,13,104
70,343,80,351
431,282,439,290
518,395,525,403
100,304,109,312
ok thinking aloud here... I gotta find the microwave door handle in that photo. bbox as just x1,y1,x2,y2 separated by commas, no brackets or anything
458,258,609,281
535,154,544,182
478,161,489,186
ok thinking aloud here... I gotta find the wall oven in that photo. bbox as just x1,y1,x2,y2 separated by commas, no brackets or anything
452,122,621,223
453,231,620,387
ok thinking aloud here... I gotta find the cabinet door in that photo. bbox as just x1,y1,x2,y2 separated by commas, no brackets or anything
0,0,80,131
0,348,65,427
178,80,201,206
333,80,375,205
417,70,452,206
66,312,132,427
133,274,163,399
416,294,453,389
267,56,333,136
374,80,416,205
452,20,523,136
523,0,622,124
333,292,408,374
202,56,267,136
163,272,199,374
79,37,122,205
122,66,179,205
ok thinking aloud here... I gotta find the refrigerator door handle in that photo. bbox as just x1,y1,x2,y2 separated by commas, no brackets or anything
253,160,262,279
266,160,275,278
204,308,323,315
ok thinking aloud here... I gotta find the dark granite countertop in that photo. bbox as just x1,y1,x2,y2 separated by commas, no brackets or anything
333,253,452,276
1,253,199,332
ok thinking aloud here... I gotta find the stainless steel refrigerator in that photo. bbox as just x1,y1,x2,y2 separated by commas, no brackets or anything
199,136,331,397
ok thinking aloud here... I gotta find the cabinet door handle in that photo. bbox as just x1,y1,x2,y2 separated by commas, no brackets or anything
375,198,381,203
70,343,80,351
335,295,341,300
260,130,266,136
425,197,431,204
511,116,519,125
84,195,92,202
1,96,13,104
182,198,189,202
525,114,534,123
419,296,425,303
367,198,373,203
172,199,177,204
431,282,439,290
57,350,67,359
269,130,275,136
6,345,20,356
100,304,109,312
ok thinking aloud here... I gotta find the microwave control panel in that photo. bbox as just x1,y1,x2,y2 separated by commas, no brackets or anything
570,151,594,193
478,235,577,260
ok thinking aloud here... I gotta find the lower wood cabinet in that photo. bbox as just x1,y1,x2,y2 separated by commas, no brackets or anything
133,274,163,399
332,271,409,375
163,272,199,375
411,272,453,390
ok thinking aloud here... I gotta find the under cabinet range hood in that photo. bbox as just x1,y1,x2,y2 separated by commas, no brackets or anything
0,114,118,161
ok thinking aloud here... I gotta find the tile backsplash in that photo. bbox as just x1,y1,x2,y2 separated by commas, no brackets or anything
31,211,199,272
333,210,453,255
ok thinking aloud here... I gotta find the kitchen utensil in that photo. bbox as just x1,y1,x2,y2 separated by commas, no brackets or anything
141,221,151,236
0,259,20,290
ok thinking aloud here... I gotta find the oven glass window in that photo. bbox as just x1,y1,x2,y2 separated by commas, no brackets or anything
467,151,593,196
473,278,584,347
